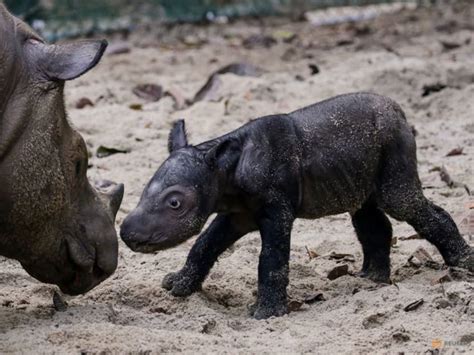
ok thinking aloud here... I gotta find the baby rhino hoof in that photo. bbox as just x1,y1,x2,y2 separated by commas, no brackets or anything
248,302,288,320
456,248,474,272
357,269,391,284
162,270,201,297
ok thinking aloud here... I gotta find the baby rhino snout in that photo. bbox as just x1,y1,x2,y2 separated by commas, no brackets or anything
120,208,155,252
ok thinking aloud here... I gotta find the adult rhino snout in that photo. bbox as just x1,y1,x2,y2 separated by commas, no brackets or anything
61,229,118,295
55,180,124,296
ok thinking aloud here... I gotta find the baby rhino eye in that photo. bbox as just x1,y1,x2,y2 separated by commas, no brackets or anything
168,197,181,209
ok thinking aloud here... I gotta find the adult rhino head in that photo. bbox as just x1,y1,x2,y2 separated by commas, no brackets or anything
0,4,124,295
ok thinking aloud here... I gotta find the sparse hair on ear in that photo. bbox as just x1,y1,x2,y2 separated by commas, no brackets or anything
205,138,241,171
32,39,108,81
168,119,188,153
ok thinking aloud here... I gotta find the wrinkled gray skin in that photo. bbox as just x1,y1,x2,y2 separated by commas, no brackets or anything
121,92,473,319
0,4,124,295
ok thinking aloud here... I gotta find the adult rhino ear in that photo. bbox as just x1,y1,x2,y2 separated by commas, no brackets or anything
32,39,108,81
168,119,188,153
205,138,241,171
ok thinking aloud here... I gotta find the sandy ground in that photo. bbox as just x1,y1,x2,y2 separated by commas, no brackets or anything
1,2,474,354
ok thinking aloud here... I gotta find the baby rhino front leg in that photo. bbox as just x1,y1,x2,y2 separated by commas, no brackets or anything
250,204,294,320
162,213,255,297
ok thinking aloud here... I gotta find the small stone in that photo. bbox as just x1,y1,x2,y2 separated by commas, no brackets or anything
408,247,433,267
433,297,451,309
288,300,304,312
392,331,410,342
201,319,216,334
362,313,385,329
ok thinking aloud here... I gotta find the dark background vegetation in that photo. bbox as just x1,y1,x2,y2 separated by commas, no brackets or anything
5,0,407,23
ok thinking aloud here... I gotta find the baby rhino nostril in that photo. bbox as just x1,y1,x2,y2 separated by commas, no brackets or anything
119,226,134,242
120,231,139,249
128,241,139,251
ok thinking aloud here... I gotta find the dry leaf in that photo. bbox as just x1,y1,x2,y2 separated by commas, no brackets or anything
328,252,355,261
129,103,143,111
132,84,163,102
288,300,304,312
106,42,131,55
305,246,318,259
242,34,277,49
422,83,447,97
75,97,94,109
403,298,424,312
445,147,464,157
97,146,130,158
399,233,422,241
215,63,263,77
430,270,452,285
438,166,471,194
191,74,223,104
327,264,349,280
439,40,462,51
304,293,325,304
165,88,186,110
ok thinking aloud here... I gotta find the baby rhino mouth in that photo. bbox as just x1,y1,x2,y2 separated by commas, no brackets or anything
120,230,190,253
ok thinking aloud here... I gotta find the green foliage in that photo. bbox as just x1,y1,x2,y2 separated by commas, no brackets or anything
3,0,408,41
6,0,402,21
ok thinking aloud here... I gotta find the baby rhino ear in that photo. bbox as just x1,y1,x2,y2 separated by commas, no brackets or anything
205,138,241,171
168,119,188,153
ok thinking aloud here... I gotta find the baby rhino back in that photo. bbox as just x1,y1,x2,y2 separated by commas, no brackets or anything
290,93,411,218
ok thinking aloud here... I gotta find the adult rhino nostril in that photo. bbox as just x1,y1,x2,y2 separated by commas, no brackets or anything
65,235,95,273
92,263,108,280
120,230,136,243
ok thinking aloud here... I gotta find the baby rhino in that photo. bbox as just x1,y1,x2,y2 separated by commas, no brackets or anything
121,92,473,319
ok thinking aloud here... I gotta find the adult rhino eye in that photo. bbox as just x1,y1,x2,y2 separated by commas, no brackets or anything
168,197,181,209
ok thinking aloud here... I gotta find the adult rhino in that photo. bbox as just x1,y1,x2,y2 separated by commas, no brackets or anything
0,4,124,295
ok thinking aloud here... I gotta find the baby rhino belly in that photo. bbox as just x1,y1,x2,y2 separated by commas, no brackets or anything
297,153,378,218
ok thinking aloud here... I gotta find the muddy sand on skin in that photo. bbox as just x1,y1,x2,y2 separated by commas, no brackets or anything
1,3,473,354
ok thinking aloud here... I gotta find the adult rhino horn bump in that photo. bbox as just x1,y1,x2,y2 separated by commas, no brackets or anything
95,180,125,218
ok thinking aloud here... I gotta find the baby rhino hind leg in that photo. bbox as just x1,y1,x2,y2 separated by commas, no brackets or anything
352,199,393,283
383,194,473,271
378,143,473,270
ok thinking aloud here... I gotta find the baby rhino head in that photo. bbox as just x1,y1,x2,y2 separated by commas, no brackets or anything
120,120,240,253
